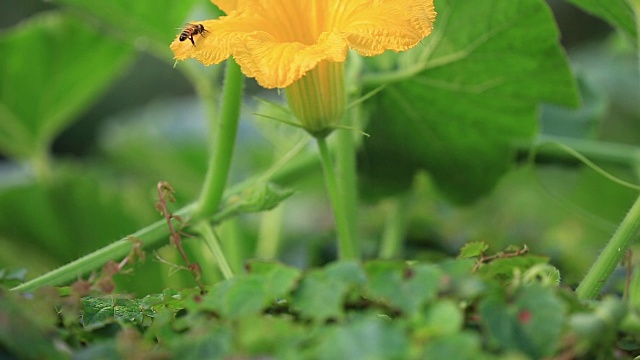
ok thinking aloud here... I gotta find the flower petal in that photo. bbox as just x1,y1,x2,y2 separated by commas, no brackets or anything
235,31,347,89
334,0,436,56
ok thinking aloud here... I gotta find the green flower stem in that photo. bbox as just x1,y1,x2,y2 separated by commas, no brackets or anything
379,195,411,259
316,136,358,260
576,194,640,299
194,221,234,279
193,59,244,220
335,112,360,253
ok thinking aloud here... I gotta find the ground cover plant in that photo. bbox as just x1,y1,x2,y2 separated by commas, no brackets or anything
1,0,640,358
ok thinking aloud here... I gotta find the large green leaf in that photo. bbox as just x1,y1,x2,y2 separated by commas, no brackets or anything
0,13,133,160
54,0,201,46
361,0,579,203
566,0,638,44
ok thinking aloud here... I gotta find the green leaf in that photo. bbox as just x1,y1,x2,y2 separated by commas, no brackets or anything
54,0,201,47
244,260,302,299
0,13,134,160
315,314,409,360
361,0,578,203
459,241,489,259
202,262,300,319
565,0,638,44
479,284,566,359
82,296,155,329
421,332,483,360
292,268,350,321
416,300,464,337
365,261,441,315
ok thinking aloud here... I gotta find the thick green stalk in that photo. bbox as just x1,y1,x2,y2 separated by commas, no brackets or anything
193,60,244,220
576,194,640,299
316,136,358,260
334,111,360,254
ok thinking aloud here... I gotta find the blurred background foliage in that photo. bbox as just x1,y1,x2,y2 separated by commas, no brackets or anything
0,0,638,295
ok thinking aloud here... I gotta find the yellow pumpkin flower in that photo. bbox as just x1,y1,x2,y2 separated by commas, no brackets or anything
171,0,436,136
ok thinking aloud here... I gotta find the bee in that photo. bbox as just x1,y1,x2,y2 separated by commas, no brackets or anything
179,23,208,46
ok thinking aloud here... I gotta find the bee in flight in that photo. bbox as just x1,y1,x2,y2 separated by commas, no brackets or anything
179,23,208,46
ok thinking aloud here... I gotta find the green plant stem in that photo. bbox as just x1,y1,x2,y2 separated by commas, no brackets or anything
576,193,640,299
194,221,234,279
316,136,358,260
335,111,360,254
379,195,411,259
528,135,640,168
12,140,322,292
193,59,244,220
12,204,194,293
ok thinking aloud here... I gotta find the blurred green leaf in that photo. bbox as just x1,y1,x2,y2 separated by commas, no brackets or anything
0,289,65,360
54,0,201,47
361,0,578,203
565,0,638,44
478,255,550,284
365,261,441,315
421,332,482,360
315,314,408,360
202,262,300,319
418,300,464,337
459,241,489,259
0,167,156,278
292,267,350,321
0,13,134,160
479,284,566,359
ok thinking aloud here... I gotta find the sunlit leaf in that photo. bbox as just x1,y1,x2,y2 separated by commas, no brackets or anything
0,13,134,160
361,0,579,203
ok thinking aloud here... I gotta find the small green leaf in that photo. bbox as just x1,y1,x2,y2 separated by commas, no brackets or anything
245,260,302,298
361,0,578,203
365,261,441,315
81,296,155,329
292,268,350,321
202,263,300,319
316,314,408,360
459,241,489,259
218,182,295,221
169,325,233,360
0,13,134,160
417,300,464,337
565,0,638,44
479,284,566,359
204,276,268,318
478,255,550,284
421,332,483,360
